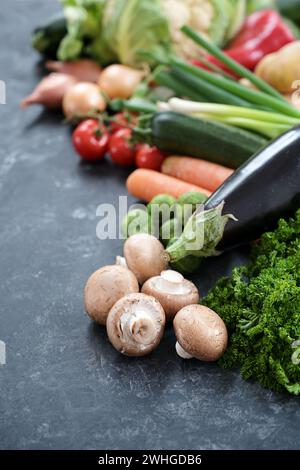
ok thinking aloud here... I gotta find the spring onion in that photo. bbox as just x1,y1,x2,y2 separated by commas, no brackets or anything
181,25,285,101
169,67,252,107
166,98,300,138
170,58,300,118
111,98,157,114
154,69,206,102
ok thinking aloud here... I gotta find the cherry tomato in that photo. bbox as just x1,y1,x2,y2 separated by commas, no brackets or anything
72,119,109,162
108,128,136,167
135,142,144,154
110,112,137,134
135,144,165,171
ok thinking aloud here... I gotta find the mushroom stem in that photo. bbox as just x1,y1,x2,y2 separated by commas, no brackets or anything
129,313,157,345
161,270,184,283
115,256,128,268
175,341,193,360
121,311,157,346
107,293,166,356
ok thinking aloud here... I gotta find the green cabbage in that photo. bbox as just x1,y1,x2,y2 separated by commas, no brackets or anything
56,0,251,66
225,0,247,41
90,0,171,66
247,0,276,14
58,0,106,61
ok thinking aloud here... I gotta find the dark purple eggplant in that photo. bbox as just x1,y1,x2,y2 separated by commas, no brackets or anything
205,126,300,250
166,127,300,263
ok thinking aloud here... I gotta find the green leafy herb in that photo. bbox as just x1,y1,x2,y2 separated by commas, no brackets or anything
203,210,300,395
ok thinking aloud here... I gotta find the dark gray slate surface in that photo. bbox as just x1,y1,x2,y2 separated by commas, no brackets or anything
0,1,299,451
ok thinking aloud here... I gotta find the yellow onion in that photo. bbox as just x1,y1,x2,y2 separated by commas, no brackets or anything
62,82,106,120
98,64,144,99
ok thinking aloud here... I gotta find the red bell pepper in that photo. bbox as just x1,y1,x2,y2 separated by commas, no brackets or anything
194,10,295,75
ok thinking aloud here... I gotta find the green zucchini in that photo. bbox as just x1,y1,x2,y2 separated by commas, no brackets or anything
149,112,268,169
32,14,67,58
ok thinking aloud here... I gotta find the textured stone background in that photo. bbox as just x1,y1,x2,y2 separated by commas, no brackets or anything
0,0,299,450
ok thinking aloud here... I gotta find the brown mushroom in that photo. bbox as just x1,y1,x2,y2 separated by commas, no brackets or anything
106,293,166,356
84,265,139,325
124,234,169,285
141,270,199,320
173,305,228,361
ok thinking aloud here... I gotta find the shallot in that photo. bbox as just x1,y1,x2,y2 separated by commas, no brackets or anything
46,60,102,83
20,73,78,109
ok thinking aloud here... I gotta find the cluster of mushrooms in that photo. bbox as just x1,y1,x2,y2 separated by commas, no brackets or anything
84,233,228,360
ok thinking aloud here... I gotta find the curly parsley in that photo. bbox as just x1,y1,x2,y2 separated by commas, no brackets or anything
203,210,300,395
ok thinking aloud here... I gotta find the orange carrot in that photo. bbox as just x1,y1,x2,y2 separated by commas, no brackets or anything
161,156,234,192
126,169,212,202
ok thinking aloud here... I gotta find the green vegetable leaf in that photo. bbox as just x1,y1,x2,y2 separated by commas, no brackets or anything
58,0,106,61
166,202,236,261
203,209,300,395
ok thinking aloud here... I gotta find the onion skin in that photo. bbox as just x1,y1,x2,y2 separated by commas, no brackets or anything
62,82,106,120
46,60,102,83
20,73,78,109
98,64,144,99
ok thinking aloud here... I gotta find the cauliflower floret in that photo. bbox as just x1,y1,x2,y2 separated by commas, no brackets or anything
190,1,214,32
162,0,214,60
163,0,192,31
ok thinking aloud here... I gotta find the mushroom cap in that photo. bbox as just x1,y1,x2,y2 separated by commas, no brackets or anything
84,265,139,325
106,293,166,357
142,270,199,320
124,233,169,285
173,305,228,362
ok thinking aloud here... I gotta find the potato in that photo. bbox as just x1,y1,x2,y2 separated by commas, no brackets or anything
255,41,300,94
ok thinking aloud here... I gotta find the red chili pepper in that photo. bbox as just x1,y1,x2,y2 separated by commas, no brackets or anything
194,10,295,75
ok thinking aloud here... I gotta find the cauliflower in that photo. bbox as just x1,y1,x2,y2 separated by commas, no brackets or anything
162,0,213,59
162,0,246,60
